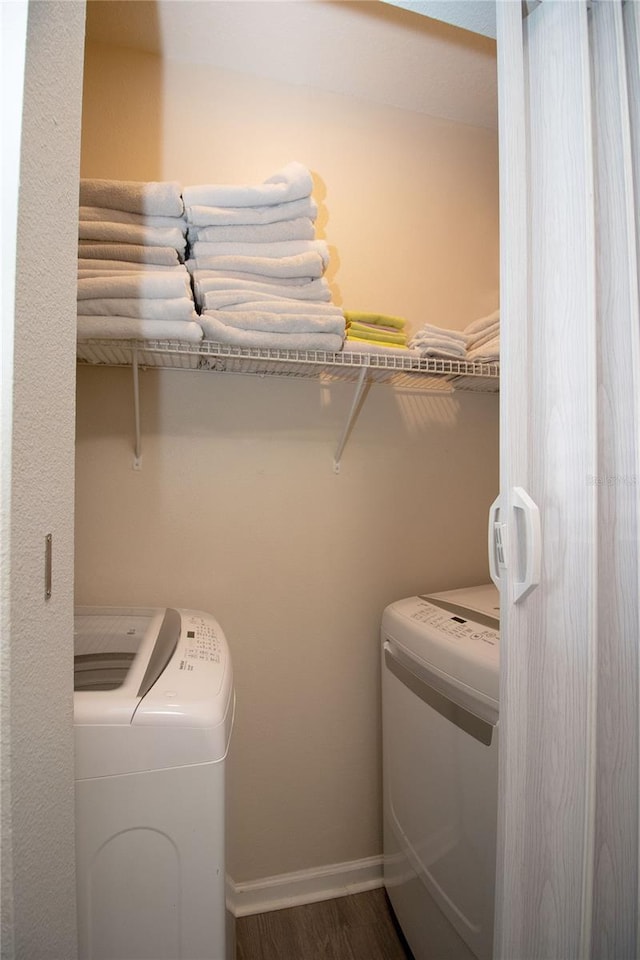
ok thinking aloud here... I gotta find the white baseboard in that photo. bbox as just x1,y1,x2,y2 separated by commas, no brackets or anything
229,855,384,917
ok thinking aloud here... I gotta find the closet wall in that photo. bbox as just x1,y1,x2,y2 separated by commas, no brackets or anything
75,2,500,886
4,4,85,954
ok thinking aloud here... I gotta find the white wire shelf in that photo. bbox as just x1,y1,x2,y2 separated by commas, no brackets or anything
76,338,499,472
76,338,500,394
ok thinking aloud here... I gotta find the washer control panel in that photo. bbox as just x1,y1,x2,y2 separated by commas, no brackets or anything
410,602,498,647
134,608,232,727
181,614,223,666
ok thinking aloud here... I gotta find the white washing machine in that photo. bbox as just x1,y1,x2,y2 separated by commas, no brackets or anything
381,584,499,960
74,606,235,960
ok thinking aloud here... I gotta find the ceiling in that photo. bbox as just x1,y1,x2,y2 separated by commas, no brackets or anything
384,0,495,38
85,0,498,130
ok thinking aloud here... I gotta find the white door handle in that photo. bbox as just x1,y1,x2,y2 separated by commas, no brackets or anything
511,486,541,603
488,488,541,601
488,494,507,589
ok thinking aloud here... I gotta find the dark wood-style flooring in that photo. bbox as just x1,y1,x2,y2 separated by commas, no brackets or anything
236,887,414,960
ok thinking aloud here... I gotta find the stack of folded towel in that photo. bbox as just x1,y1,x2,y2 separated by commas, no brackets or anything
183,162,345,352
408,322,468,359
343,311,414,357
77,179,202,343
464,309,500,362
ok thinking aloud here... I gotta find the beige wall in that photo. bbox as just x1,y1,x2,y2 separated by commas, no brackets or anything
77,24,499,884
81,38,499,333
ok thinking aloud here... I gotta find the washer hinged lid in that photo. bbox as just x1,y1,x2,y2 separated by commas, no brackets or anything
427,583,500,623
74,607,164,723
382,583,499,711
74,606,235,778
74,606,233,729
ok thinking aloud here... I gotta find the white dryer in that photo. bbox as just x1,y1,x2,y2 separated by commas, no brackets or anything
381,584,499,960
74,606,235,960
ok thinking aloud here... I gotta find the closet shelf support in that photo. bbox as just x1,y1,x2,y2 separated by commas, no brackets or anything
333,366,370,474
132,346,142,470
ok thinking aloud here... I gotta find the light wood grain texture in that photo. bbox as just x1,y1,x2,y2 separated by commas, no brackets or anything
622,5,640,956
494,4,530,955
591,2,640,957
496,0,640,957
527,5,598,955
496,2,598,957
625,1,640,286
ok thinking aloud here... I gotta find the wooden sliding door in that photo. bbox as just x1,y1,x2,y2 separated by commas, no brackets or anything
494,2,640,957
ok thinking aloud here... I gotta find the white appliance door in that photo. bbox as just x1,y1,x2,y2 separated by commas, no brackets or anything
383,639,498,960
76,762,228,960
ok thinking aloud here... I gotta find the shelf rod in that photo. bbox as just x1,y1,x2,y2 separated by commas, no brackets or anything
333,365,370,473
132,346,142,470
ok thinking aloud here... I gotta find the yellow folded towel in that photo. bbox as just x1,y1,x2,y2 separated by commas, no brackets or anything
344,310,406,330
347,323,407,346
346,333,409,350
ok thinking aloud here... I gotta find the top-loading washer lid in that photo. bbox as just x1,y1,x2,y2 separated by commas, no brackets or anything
423,583,500,626
74,607,179,724
74,611,153,691
74,608,235,776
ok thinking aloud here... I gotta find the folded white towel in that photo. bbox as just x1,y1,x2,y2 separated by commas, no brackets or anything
190,267,315,287
200,291,326,312
466,321,500,351
78,260,186,274
190,251,325,280
193,276,331,303
467,335,500,362
79,221,187,252
183,161,313,209
197,286,331,310
79,179,184,217
79,206,187,229
192,239,330,269
77,316,203,342
188,217,315,245
341,341,419,358
79,269,169,279
203,296,342,319
199,314,344,353
206,309,345,336
409,337,468,359
192,269,319,286
464,309,500,336
78,243,181,265
77,273,191,301
412,323,468,345
185,196,318,227
77,297,198,320
413,345,469,360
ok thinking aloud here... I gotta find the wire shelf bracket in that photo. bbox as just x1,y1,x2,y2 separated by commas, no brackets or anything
131,346,143,470
333,366,370,473
76,338,500,472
